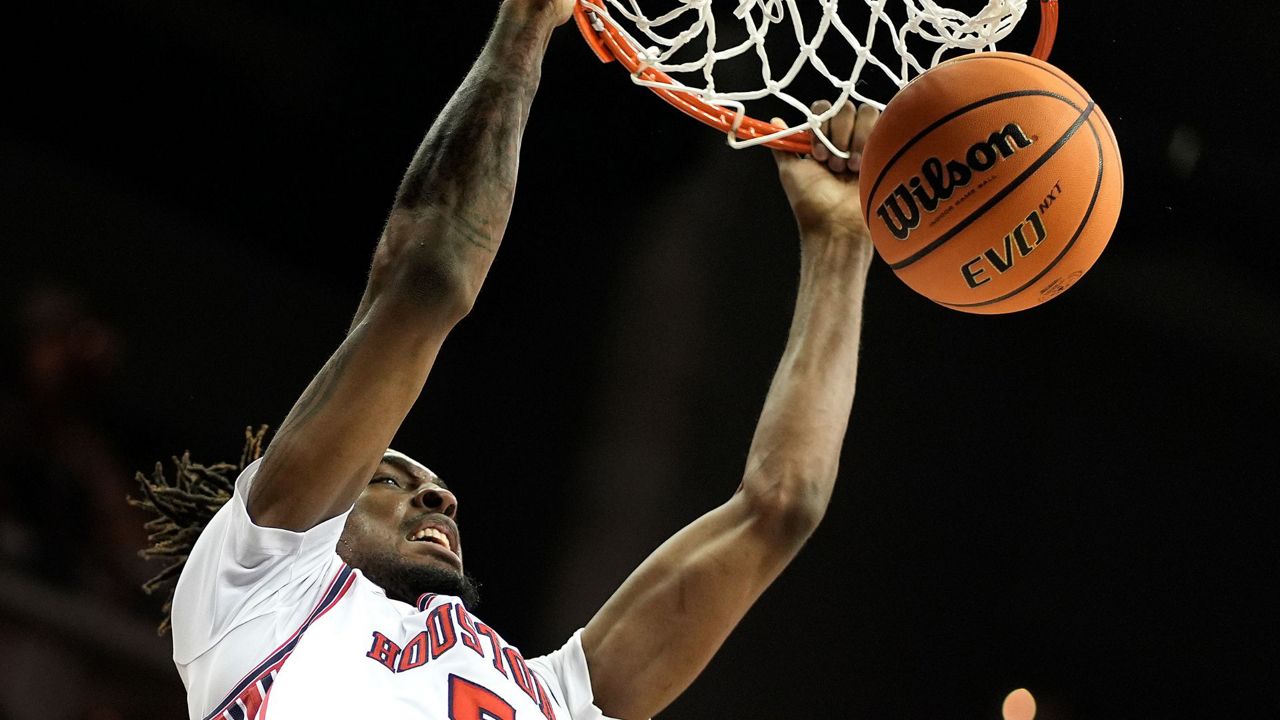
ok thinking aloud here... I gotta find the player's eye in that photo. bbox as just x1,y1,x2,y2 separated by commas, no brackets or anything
372,476,401,488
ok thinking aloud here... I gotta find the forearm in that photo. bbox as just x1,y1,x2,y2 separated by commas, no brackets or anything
356,2,558,323
583,234,873,717
740,230,873,525
253,3,562,530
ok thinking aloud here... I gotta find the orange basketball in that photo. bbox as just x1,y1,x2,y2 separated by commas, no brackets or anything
859,52,1123,314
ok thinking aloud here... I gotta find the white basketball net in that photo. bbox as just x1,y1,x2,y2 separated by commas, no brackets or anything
580,0,1031,156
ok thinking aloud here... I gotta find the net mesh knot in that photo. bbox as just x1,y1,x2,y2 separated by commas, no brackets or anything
581,0,1032,155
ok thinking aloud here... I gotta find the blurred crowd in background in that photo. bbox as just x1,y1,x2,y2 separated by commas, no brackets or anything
1,283,184,718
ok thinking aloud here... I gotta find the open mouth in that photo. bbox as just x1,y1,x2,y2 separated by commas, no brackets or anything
406,527,454,555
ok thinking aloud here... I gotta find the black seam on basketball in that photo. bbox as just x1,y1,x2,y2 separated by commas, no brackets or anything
867,90,1082,206
940,114,1106,309
1094,108,1123,185
888,100,1096,271
946,53,1091,106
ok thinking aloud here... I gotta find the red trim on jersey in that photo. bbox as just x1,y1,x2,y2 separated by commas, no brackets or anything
203,563,356,720
259,680,274,720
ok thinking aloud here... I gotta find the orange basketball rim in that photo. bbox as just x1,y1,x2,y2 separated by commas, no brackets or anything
574,0,1061,154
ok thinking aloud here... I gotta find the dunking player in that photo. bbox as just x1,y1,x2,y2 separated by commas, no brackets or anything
144,0,881,717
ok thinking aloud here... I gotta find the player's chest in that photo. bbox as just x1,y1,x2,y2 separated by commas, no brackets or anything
268,594,564,720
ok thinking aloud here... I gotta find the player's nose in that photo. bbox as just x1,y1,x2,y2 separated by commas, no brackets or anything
413,484,457,518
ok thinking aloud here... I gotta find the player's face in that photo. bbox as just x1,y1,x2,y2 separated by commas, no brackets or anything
345,454,462,571
337,452,478,606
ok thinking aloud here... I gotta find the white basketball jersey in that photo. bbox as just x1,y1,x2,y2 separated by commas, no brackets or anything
171,459,617,720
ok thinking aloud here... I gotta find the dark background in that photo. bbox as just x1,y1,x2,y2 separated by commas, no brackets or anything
1,1,1275,719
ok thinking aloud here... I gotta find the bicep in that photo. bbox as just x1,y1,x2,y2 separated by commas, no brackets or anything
581,491,812,719
247,293,459,531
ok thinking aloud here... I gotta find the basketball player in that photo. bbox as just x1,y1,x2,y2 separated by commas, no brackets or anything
138,0,881,717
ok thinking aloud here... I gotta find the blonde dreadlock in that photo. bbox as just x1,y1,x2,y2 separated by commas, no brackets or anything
129,425,268,634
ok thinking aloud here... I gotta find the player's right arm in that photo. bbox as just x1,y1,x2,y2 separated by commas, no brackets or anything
247,0,574,532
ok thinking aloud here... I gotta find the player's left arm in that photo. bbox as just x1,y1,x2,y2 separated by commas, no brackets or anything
581,102,881,720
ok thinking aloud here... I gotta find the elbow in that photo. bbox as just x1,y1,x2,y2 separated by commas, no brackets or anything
370,214,480,322
741,467,831,540
392,259,478,322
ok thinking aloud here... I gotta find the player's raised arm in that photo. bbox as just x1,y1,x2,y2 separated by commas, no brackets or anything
580,101,881,719
248,0,574,532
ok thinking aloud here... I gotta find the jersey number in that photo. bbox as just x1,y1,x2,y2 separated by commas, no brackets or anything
449,674,516,720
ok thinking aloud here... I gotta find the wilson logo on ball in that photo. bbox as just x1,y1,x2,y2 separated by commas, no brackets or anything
875,123,1035,241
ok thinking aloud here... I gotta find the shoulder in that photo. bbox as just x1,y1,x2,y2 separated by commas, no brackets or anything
171,458,354,663
528,630,629,720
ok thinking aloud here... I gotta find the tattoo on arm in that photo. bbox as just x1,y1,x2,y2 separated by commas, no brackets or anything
447,208,501,254
393,17,547,262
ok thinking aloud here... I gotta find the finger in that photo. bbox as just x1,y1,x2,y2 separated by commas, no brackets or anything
826,99,856,174
769,117,799,170
809,100,832,163
849,103,882,175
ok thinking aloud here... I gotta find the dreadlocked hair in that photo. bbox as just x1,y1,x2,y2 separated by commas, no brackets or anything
129,425,269,635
